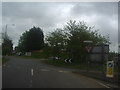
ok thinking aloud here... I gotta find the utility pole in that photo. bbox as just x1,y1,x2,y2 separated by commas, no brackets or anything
5,24,8,37
4,24,15,38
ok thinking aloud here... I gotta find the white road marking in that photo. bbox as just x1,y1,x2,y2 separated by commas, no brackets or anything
3,65,6,67
31,68,34,76
30,69,33,87
59,70,63,72
3,64,8,67
40,69,49,71
88,78,111,88
97,82,111,88
29,80,33,88
58,70,70,73
51,68,57,71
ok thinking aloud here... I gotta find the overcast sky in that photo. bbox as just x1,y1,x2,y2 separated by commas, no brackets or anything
2,2,118,52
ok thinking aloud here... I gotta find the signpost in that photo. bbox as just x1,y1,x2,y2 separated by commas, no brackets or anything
85,46,92,53
106,61,114,78
83,40,93,72
84,41,93,53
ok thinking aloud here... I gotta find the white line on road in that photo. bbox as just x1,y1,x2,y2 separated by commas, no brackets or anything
30,69,33,88
58,70,70,73
3,65,5,66
29,80,33,88
58,70,63,72
97,82,111,88
3,64,6,67
3,65,10,68
40,69,49,71
31,68,34,76
88,78,111,88
51,68,57,71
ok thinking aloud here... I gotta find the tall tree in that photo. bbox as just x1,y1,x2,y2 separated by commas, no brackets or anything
64,20,109,62
46,20,109,63
17,27,44,52
46,29,67,58
2,33,13,55
17,31,29,52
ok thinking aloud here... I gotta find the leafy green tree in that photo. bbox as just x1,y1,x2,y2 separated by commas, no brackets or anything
17,31,29,52
46,20,109,63
64,20,109,62
17,27,44,52
46,29,67,58
2,33,13,55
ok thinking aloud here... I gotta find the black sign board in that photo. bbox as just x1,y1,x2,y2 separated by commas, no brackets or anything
90,44,109,62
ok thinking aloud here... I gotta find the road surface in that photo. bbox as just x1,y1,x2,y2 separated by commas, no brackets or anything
3,56,109,88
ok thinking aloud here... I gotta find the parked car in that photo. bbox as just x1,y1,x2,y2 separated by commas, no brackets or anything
49,56,59,60
16,52,22,56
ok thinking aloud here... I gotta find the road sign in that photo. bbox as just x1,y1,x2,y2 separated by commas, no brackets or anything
106,61,114,78
65,59,72,63
85,46,92,52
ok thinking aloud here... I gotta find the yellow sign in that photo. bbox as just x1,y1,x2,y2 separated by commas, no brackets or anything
106,61,114,78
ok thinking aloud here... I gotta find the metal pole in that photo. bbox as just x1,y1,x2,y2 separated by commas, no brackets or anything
101,44,105,74
5,24,8,37
83,41,93,72
87,52,89,72
5,24,15,37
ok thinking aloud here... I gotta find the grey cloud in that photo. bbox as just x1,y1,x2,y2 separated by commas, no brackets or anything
71,2,117,17
118,2,120,45
70,2,118,52
94,15,118,43
2,2,62,28
0,2,2,33
2,2,118,52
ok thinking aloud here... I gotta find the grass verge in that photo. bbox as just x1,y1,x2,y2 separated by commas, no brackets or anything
2,57,10,64
42,59,87,70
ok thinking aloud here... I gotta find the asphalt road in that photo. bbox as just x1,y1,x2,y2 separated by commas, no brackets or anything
2,56,109,88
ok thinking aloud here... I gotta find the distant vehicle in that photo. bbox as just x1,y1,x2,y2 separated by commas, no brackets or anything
49,56,59,60
17,52,22,56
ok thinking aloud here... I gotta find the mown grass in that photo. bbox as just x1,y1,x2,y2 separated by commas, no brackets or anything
19,52,105,71
17,51,119,73
2,57,10,64
19,52,49,59
42,59,119,73
42,59,87,70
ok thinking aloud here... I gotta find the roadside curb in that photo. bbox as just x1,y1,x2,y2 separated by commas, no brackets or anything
72,70,120,88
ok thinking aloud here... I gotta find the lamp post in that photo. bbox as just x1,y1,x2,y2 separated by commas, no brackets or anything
5,24,15,37
83,40,93,72
57,43,61,60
